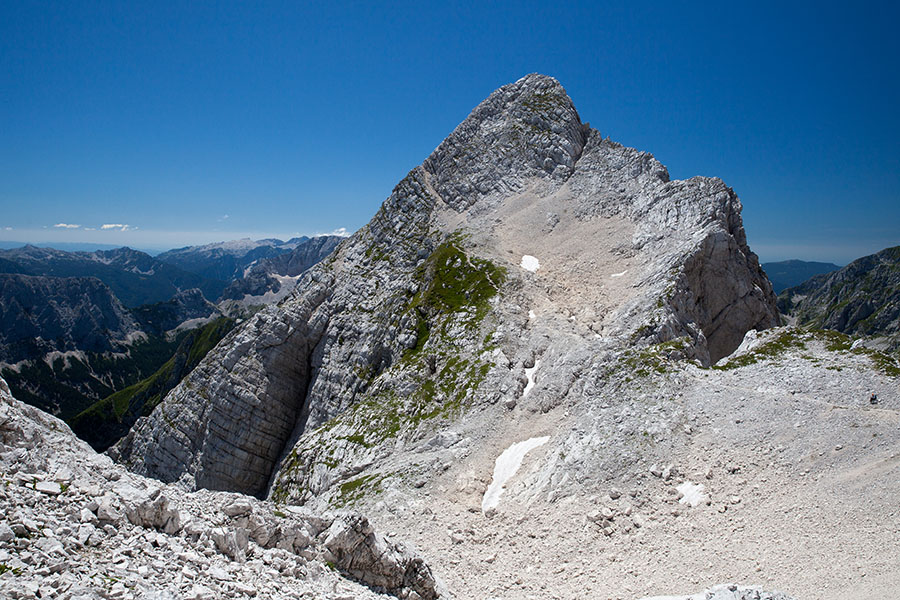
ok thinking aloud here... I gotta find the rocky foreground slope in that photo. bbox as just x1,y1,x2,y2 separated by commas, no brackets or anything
356,327,898,598
0,375,440,600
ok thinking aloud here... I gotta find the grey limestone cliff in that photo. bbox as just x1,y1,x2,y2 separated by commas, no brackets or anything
113,74,778,505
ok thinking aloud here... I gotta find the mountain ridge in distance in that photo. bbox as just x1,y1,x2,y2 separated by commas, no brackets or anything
761,258,841,293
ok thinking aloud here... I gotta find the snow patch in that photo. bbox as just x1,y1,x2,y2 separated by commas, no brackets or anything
520,255,540,272
528,310,536,321
610,270,628,278
523,360,540,397
676,481,707,507
482,436,550,513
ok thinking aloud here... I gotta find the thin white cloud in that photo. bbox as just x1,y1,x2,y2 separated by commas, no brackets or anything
3,226,12,231
53,223,81,229
218,214,230,221
318,227,349,237
101,223,131,231
84,227,96,231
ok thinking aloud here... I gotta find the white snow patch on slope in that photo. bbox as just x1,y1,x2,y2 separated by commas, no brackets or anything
523,360,540,397
610,270,628,278
676,481,707,507
520,255,540,272
528,309,536,321
482,436,550,513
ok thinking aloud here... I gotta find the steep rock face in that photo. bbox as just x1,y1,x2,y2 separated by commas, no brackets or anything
778,245,900,349
567,133,778,361
422,74,587,209
114,172,436,496
115,74,778,503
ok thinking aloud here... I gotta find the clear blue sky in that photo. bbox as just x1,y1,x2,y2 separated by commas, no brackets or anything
2,1,898,263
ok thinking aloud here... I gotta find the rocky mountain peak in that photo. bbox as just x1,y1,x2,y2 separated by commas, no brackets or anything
114,74,778,513
424,73,587,211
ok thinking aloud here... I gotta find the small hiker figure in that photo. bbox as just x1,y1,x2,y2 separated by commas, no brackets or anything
870,392,878,405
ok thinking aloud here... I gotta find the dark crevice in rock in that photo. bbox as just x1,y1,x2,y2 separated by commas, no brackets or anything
264,322,330,497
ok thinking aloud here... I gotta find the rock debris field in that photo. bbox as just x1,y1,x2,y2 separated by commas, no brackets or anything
361,329,899,600
0,378,439,600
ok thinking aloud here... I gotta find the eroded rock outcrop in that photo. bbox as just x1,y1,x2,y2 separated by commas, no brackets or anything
0,375,439,599
114,74,778,508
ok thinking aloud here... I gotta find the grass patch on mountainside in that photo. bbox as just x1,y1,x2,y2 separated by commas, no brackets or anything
711,329,808,371
620,337,691,380
270,235,504,506
712,327,900,377
404,233,506,360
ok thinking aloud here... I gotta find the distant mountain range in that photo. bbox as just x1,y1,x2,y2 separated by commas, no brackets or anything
761,259,841,293
0,235,343,449
0,240,164,254
0,245,224,306
220,235,344,301
156,237,310,282
778,246,900,350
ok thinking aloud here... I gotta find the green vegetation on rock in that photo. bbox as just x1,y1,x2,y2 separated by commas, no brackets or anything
270,235,505,506
69,317,235,451
712,330,807,371
620,337,691,379
405,233,506,358
713,328,900,377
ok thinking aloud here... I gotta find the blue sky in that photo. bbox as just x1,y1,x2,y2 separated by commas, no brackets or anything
2,1,898,263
